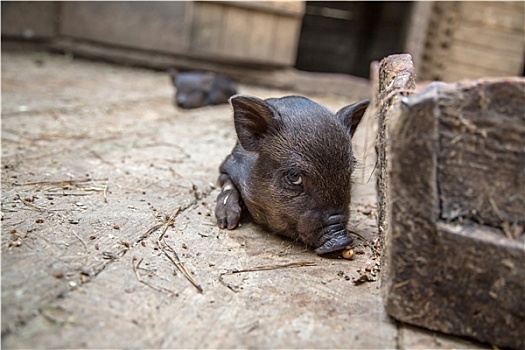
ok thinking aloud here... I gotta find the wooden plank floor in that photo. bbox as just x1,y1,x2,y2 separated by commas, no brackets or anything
1,52,486,349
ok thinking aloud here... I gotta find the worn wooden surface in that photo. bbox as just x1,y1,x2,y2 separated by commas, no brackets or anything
1,1,58,38
4,1,303,67
419,1,525,81
403,1,433,70
1,51,490,349
191,1,303,66
374,54,416,260
60,2,191,55
0,51,389,349
438,79,525,228
381,77,525,349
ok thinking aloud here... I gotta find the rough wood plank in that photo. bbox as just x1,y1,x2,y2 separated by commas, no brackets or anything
438,79,525,228
460,1,525,32
418,1,524,81
417,2,460,81
375,54,416,258
441,63,510,82
1,1,58,38
221,6,252,59
432,222,525,342
404,2,433,70
447,43,523,75
189,2,300,66
382,77,525,349
190,1,224,56
381,81,441,308
247,10,275,61
272,15,302,65
60,2,191,55
453,22,525,54
219,0,305,17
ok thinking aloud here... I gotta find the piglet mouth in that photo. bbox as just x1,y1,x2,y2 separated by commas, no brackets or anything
314,218,354,255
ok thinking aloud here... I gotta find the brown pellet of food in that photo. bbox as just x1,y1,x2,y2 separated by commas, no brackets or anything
342,249,354,260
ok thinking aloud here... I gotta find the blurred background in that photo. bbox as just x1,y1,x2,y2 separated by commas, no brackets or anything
2,1,524,84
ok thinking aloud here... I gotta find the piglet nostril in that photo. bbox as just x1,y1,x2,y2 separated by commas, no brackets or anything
323,223,344,236
317,215,346,244
325,214,346,227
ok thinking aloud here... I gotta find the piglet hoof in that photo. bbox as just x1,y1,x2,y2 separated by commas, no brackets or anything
215,187,242,230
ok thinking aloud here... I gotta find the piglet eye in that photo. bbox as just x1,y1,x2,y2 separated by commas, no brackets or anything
287,170,303,186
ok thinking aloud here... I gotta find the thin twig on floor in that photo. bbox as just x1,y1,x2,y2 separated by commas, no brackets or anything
158,208,180,241
137,207,181,245
348,229,368,242
155,207,204,293
43,192,92,197
137,222,165,244
160,238,203,293
218,261,317,293
229,261,317,274
102,184,108,203
19,178,108,186
132,257,178,296
218,273,242,293
15,194,44,211
19,178,109,204
71,230,88,251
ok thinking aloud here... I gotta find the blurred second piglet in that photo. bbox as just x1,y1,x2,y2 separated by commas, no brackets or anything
169,69,237,109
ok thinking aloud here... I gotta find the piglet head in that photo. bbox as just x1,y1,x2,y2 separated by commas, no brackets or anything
231,95,369,254
169,69,215,109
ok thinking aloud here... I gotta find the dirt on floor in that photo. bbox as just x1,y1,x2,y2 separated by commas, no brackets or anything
1,52,487,349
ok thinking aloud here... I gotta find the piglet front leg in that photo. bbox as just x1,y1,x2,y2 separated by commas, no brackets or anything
215,173,243,230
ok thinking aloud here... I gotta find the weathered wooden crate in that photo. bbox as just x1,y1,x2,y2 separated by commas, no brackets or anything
1,1,58,39
59,1,304,67
376,54,525,349
417,1,525,81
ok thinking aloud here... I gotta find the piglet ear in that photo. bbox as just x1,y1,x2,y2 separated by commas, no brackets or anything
201,72,215,91
336,99,370,138
230,95,279,152
167,68,178,86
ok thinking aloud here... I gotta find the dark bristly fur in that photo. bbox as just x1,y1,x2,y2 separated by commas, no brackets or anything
215,95,369,255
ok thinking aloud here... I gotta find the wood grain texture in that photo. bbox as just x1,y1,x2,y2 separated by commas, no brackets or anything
60,2,191,54
418,1,524,81
375,54,416,256
190,1,302,66
381,76,525,349
438,79,525,227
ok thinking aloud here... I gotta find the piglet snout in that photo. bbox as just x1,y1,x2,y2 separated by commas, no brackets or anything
314,214,353,255
176,95,187,107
